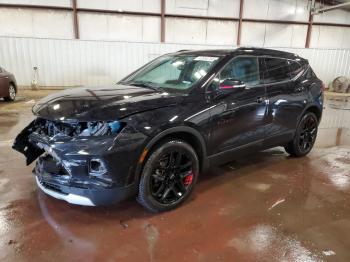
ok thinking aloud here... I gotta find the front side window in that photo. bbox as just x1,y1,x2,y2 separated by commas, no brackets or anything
211,57,262,90
121,55,220,92
263,58,290,83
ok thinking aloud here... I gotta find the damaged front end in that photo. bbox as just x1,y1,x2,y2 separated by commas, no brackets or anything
13,118,138,206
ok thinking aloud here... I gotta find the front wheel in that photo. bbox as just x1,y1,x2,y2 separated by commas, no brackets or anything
285,112,318,157
137,140,199,212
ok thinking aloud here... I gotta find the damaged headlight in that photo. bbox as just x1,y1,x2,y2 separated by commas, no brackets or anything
79,121,122,136
33,118,124,138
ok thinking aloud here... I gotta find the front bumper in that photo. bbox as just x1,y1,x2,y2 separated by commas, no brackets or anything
36,174,136,206
33,136,136,206
34,153,138,206
36,176,95,206
13,120,148,206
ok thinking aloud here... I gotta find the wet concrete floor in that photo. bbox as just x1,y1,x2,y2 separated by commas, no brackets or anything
0,90,350,261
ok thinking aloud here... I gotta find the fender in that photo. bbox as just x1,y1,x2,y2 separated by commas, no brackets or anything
134,125,207,180
299,102,323,126
145,126,207,159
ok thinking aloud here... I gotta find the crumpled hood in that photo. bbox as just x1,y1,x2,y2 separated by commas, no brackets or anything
32,85,181,121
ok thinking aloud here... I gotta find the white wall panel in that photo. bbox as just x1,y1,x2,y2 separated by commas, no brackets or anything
342,28,350,49
268,0,308,21
165,18,207,44
1,37,349,88
77,0,160,13
207,0,240,17
0,0,70,7
290,24,308,47
265,24,307,47
79,13,160,42
166,0,240,17
166,0,209,16
244,0,309,21
0,8,73,39
241,22,266,46
142,17,161,42
206,20,237,45
165,18,237,45
264,24,294,47
244,0,269,20
310,26,350,49
241,22,307,48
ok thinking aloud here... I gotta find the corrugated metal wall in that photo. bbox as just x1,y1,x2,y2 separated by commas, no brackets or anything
0,36,349,87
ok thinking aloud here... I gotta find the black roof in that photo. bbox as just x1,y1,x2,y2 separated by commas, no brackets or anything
176,47,303,61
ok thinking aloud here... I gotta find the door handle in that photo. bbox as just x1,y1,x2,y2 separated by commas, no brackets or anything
256,97,264,103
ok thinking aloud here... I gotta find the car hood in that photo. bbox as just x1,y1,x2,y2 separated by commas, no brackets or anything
32,85,182,121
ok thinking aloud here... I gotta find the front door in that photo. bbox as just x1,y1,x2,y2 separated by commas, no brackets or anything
207,56,268,156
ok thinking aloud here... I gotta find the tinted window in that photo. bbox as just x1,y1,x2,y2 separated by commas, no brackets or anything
288,60,303,78
263,58,290,83
219,57,262,87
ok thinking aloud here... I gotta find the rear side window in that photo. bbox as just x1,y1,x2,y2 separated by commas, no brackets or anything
288,60,303,78
263,58,290,83
305,67,316,79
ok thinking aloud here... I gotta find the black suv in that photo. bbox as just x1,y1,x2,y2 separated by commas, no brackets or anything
13,48,323,212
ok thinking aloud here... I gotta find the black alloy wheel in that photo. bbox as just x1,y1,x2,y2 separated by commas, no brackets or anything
138,140,199,212
285,112,318,157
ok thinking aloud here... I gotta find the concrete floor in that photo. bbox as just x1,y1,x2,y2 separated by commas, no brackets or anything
0,90,350,261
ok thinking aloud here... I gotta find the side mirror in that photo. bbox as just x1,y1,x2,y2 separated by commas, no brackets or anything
219,79,246,90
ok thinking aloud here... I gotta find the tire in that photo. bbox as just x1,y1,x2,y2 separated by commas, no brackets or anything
4,84,16,102
284,112,318,157
137,139,199,212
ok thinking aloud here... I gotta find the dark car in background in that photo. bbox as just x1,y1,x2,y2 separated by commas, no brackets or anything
13,48,324,212
0,67,17,101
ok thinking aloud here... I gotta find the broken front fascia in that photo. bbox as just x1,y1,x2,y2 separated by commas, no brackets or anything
12,118,124,188
13,117,148,205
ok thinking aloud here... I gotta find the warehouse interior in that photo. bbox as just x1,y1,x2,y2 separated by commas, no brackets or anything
0,0,350,261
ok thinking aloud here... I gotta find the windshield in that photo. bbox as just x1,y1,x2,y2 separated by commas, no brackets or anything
120,54,220,92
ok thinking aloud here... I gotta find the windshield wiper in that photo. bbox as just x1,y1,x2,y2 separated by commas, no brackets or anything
125,81,164,92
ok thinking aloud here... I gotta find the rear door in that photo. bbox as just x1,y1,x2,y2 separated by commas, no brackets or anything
262,57,305,143
207,56,268,156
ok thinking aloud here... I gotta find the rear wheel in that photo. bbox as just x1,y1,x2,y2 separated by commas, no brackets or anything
137,140,199,212
285,112,318,157
4,84,16,102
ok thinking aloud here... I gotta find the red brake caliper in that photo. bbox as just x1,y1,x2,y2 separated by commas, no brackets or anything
183,171,194,186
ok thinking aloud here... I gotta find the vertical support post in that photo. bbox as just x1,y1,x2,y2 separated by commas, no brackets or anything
160,0,166,42
336,127,343,146
237,0,244,46
305,11,313,48
72,0,79,39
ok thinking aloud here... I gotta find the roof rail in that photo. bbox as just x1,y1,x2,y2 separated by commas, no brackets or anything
177,49,190,52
